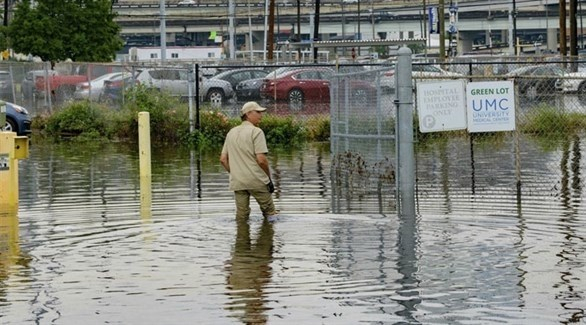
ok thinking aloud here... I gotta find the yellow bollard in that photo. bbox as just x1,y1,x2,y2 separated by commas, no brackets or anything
0,209,20,276
0,132,29,211
138,112,151,209
0,132,17,211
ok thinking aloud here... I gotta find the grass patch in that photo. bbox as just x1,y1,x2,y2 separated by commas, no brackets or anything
520,105,586,135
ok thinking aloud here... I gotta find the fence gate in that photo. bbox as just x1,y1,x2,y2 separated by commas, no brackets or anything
330,68,397,214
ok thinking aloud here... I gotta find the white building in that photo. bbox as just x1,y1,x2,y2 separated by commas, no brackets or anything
127,46,223,62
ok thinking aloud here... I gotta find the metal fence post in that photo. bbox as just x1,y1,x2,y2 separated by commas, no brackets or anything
395,46,416,217
195,63,200,130
188,64,195,133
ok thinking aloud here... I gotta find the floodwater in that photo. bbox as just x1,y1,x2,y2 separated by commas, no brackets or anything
1,138,585,324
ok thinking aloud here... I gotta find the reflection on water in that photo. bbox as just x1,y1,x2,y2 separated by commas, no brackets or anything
225,217,274,323
0,137,583,323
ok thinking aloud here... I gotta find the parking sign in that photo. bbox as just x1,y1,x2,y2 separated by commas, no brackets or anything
466,81,516,133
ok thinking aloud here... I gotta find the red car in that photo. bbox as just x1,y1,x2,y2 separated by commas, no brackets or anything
260,67,375,108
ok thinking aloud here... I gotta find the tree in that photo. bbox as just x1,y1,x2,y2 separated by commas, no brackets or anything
7,0,123,62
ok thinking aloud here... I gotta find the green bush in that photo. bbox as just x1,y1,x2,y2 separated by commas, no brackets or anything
120,85,184,144
260,115,307,146
182,109,236,147
44,101,113,140
305,114,330,141
34,91,333,148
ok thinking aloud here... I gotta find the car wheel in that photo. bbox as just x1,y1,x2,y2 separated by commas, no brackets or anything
288,89,304,108
207,89,225,104
207,89,224,103
4,118,17,134
578,82,586,94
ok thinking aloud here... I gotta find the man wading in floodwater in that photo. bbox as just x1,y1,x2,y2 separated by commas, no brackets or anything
220,101,278,220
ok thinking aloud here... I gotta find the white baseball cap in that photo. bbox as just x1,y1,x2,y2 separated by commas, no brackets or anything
240,101,267,116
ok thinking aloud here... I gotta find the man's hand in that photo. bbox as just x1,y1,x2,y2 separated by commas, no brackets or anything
267,179,275,193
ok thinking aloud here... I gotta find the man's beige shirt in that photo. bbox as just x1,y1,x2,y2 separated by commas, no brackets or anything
222,121,270,191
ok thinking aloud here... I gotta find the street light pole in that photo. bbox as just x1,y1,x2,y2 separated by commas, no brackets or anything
297,0,301,62
512,0,517,55
358,0,361,38
313,0,320,63
248,0,253,62
159,0,166,63
229,0,235,60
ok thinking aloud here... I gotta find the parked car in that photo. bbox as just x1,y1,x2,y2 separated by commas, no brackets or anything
235,67,297,101
21,70,58,100
200,75,236,103
209,68,269,91
505,65,565,94
35,73,88,101
73,72,127,101
555,70,586,93
380,64,462,93
178,0,196,5
2,102,32,136
259,67,376,107
136,68,234,103
100,74,137,104
0,70,15,102
135,68,191,97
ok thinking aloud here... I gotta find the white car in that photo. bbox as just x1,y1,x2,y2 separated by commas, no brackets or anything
74,72,128,101
555,71,586,93
380,65,463,93
178,0,196,5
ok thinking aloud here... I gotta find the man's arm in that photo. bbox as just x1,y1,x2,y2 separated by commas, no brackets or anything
220,152,230,172
256,153,271,178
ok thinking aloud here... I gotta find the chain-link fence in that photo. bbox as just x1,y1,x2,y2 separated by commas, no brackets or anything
330,58,586,214
1,59,584,214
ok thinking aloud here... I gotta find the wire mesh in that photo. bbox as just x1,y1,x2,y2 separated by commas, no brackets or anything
1,59,584,213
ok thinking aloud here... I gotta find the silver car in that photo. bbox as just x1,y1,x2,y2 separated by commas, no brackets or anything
136,68,233,103
73,72,128,101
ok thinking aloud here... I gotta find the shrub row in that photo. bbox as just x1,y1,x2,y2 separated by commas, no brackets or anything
32,87,330,147
33,87,586,147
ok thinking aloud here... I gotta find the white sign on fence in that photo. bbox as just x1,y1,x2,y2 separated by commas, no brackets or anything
466,81,516,133
416,80,467,133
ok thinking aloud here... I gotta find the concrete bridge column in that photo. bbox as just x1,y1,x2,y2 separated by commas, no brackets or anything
458,31,474,54
547,28,558,52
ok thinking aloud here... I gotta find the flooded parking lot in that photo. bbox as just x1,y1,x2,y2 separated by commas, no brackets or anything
0,139,584,324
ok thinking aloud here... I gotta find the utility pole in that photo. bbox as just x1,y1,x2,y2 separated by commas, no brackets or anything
4,0,9,26
297,0,301,62
268,0,275,61
313,0,320,63
439,0,445,61
570,0,577,58
159,0,166,63
560,0,567,57
229,0,235,60
512,0,517,55
357,0,361,39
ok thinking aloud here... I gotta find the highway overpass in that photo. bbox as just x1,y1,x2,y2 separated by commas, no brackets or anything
111,0,585,56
